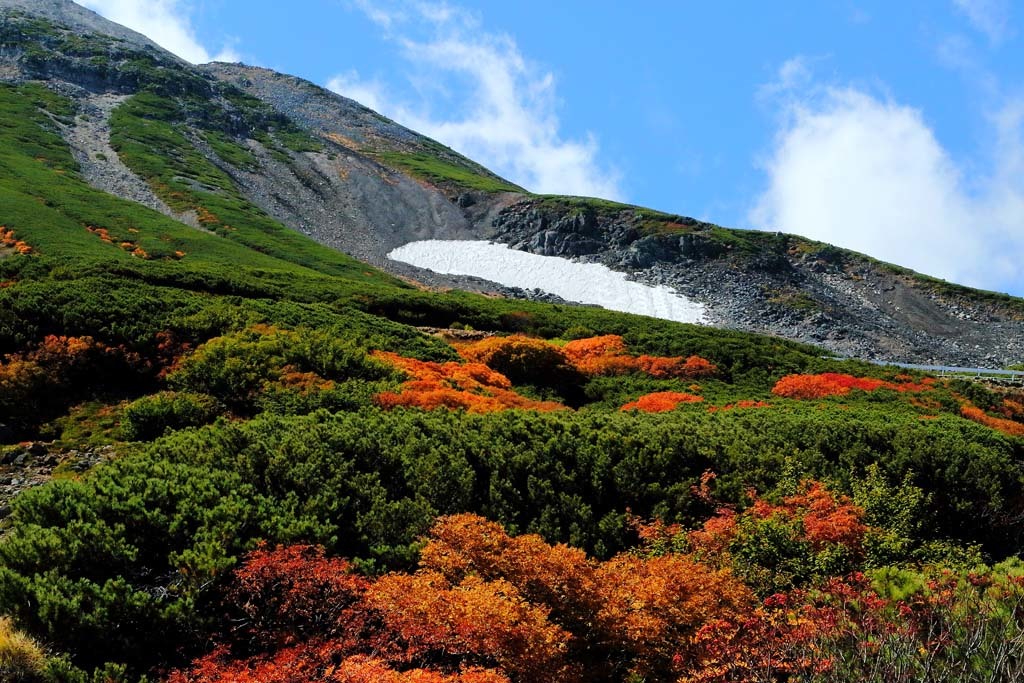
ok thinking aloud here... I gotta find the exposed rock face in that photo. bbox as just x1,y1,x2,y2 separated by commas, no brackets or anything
62,91,200,224
489,198,1024,366
199,62,518,278
200,132,477,267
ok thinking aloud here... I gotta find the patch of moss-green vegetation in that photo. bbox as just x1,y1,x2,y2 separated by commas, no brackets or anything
40,400,125,450
200,129,259,170
376,151,525,193
535,194,643,217
19,81,76,121
2,13,213,97
767,288,823,312
274,127,323,153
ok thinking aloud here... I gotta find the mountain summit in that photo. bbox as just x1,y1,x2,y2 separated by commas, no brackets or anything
0,0,176,57
1,0,1021,366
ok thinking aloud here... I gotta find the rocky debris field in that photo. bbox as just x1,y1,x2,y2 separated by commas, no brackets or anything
59,89,201,226
0,441,115,515
489,199,1024,367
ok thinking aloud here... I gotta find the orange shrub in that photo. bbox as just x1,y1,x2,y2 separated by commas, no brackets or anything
373,351,565,413
173,513,763,683
367,573,573,681
196,207,219,225
456,335,581,387
0,227,32,254
561,335,629,375
752,481,867,550
961,405,1024,438
561,335,718,379
594,554,752,676
0,335,147,432
687,480,868,562
772,372,931,399
420,514,601,632
86,225,113,242
621,391,703,413
1002,398,1024,420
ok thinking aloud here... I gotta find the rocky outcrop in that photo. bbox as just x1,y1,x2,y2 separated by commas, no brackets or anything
0,0,175,57
487,198,1024,367
0,442,115,513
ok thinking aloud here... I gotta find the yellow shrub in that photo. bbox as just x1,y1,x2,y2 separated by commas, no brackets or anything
0,616,46,682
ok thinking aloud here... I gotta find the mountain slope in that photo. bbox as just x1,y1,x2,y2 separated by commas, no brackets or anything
1,0,1022,371
228,60,1024,364
1,4,1024,682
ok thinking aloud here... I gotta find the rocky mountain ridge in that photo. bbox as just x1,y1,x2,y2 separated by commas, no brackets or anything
2,0,1022,366
489,199,1024,365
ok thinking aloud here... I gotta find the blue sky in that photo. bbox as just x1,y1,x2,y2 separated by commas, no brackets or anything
76,1,1024,296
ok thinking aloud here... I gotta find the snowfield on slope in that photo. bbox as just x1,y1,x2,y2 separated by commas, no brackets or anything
388,240,707,324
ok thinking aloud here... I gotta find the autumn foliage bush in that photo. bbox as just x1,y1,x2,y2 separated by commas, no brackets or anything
682,477,869,593
772,372,931,399
0,226,32,255
561,334,717,379
0,335,143,434
373,351,565,413
169,498,1024,683
621,391,704,413
171,514,754,683
455,334,585,393
961,404,1024,438
456,334,718,388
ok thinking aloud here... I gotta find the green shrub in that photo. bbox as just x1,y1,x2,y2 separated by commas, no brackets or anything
167,325,395,413
120,391,221,441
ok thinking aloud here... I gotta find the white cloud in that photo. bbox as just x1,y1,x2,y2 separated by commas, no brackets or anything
757,56,816,103
76,0,238,64
326,70,390,113
348,0,404,28
750,63,1024,294
330,1,622,200
952,0,1013,44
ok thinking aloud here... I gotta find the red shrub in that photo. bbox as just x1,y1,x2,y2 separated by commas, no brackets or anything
961,404,1024,438
621,391,704,413
772,372,930,399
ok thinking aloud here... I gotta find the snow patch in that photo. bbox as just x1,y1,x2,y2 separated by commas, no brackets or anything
388,240,707,324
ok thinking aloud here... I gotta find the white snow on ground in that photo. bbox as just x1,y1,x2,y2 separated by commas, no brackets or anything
388,240,707,324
